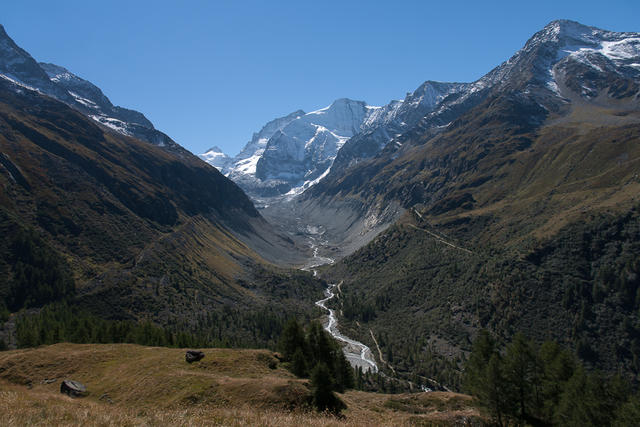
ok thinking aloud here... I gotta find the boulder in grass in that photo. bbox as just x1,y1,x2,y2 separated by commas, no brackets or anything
60,380,88,397
185,350,205,363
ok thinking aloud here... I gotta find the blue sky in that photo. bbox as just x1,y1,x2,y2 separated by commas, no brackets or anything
4,0,639,156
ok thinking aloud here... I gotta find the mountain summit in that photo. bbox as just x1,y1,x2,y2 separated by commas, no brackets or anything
201,83,468,202
201,100,387,200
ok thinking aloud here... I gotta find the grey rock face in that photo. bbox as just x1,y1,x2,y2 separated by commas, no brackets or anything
202,100,388,200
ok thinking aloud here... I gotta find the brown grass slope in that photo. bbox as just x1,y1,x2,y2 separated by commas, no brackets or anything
0,343,481,426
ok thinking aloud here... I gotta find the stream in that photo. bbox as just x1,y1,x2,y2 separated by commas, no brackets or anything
303,226,379,373
315,282,379,373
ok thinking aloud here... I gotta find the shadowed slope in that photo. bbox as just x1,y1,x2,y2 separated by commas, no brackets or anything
0,77,310,333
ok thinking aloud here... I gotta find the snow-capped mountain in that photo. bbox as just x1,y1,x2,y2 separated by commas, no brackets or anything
322,20,640,183
202,100,393,200
330,81,468,173
228,109,305,176
200,146,232,170
201,84,470,201
413,20,640,134
202,19,639,206
0,24,175,148
308,19,640,208
255,99,375,185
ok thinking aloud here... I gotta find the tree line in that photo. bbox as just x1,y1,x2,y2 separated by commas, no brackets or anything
12,302,294,351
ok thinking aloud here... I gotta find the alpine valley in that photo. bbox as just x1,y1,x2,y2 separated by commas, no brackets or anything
1,18,640,426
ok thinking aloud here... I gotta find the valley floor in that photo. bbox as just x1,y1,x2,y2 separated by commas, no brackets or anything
0,343,481,426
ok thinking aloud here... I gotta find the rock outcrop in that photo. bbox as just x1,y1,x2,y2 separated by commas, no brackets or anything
185,350,205,363
60,379,88,397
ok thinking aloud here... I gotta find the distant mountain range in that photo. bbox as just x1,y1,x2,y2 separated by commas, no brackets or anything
202,20,639,216
200,84,465,201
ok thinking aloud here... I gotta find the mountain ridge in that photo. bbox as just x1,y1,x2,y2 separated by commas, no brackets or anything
0,24,177,148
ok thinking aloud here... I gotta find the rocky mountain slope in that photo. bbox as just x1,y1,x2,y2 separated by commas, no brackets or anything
0,24,176,148
310,20,640,384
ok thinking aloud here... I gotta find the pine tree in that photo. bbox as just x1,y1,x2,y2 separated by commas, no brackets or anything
279,318,306,361
484,353,511,427
311,362,339,412
537,340,576,422
463,329,496,395
503,333,535,422
307,321,333,366
333,350,354,392
291,347,307,377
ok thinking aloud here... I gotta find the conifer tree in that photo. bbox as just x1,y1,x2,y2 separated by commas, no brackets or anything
503,333,535,421
279,318,306,361
311,362,339,412
291,347,307,377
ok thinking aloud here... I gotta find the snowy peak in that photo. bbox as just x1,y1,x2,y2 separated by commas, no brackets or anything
199,146,231,171
305,98,369,136
255,98,373,185
361,80,467,133
410,20,640,134
537,20,628,47
253,109,306,142
39,62,155,130
406,81,466,109
329,80,469,175
207,145,225,153
524,19,640,65
489,20,640,87
235,109,305,161
200,99,383,200
507,20,640,100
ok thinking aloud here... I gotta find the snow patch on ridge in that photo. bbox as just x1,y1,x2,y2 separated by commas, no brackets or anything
69,91,99,109
0,73,41,93
90,115,132,136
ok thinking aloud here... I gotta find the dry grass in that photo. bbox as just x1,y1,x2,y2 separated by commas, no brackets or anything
0,344,481,426
423,115,640,247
